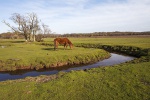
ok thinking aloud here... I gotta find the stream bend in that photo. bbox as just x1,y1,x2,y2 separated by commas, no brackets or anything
0,53,135,81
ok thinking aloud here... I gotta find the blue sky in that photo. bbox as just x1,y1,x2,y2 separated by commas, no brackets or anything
0,0,150,34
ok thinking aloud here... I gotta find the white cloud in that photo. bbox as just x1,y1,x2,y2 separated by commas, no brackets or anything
0,0,150,33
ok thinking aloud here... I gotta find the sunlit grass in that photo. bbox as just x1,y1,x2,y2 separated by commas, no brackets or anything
44,37,150,48
0,61,149,100
0,37,150,100
0,41,109,71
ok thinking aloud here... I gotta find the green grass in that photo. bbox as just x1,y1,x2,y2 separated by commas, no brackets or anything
0,40,110,71
1,37,150,48
0,61,149,100
0,37,150,100
69,37,150,48
43,37,150,57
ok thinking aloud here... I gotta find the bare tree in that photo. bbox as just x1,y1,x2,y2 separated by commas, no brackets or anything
10,13,30,41
28,13,40,42
2,20,20,38
42,23,51,34
3,12,42,42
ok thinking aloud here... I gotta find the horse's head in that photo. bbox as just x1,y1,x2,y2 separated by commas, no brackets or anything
69,43,73,49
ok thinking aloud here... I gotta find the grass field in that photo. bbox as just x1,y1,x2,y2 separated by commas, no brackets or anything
0,37,150,100
0,62,149,100
0,40,109,71
42,37,150,48
70,37,150,48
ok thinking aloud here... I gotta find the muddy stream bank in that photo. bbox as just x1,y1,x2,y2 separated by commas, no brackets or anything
0,53,135,81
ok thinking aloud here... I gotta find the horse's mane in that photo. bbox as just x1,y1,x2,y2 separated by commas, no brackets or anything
65,38,72,44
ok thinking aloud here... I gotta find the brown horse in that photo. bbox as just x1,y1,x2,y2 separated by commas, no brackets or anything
54,38,73,50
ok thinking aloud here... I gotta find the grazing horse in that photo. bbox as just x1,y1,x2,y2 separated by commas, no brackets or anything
54,38,73,50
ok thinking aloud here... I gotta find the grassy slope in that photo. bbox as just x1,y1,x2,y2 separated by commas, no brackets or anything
0,37,150,100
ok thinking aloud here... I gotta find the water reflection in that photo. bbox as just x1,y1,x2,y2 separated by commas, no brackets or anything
0,53,135,81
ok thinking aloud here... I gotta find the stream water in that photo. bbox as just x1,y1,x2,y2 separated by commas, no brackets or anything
0,53,135,81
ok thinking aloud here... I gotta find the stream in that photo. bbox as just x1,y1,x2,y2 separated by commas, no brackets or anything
0,53,135,81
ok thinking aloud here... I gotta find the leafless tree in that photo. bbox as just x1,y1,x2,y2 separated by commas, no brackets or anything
10,13,30,41
42,23,51,34
27,13,40,41
3,12,42,42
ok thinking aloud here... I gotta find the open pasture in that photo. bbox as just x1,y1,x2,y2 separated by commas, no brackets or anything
0,37,150,100
0,39,109,71
68,37,150,48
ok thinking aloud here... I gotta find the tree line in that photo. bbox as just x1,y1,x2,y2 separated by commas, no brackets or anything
1,31,150,40
62,32,150,37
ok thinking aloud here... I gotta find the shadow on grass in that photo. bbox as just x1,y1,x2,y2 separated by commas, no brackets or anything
11,41,25,43
42,48,72,51
42,48,54,51
0,40,25,43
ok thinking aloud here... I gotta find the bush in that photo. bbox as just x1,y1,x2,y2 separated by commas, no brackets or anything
35,34,44,42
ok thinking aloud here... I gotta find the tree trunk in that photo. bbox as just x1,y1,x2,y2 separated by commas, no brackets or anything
33,30,36,42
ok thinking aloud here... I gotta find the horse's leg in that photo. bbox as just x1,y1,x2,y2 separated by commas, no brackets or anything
64,43,68,50
66,44,68,49
56,41,59,50
54,41,56,50
54,41,59,50
64,43,66,50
